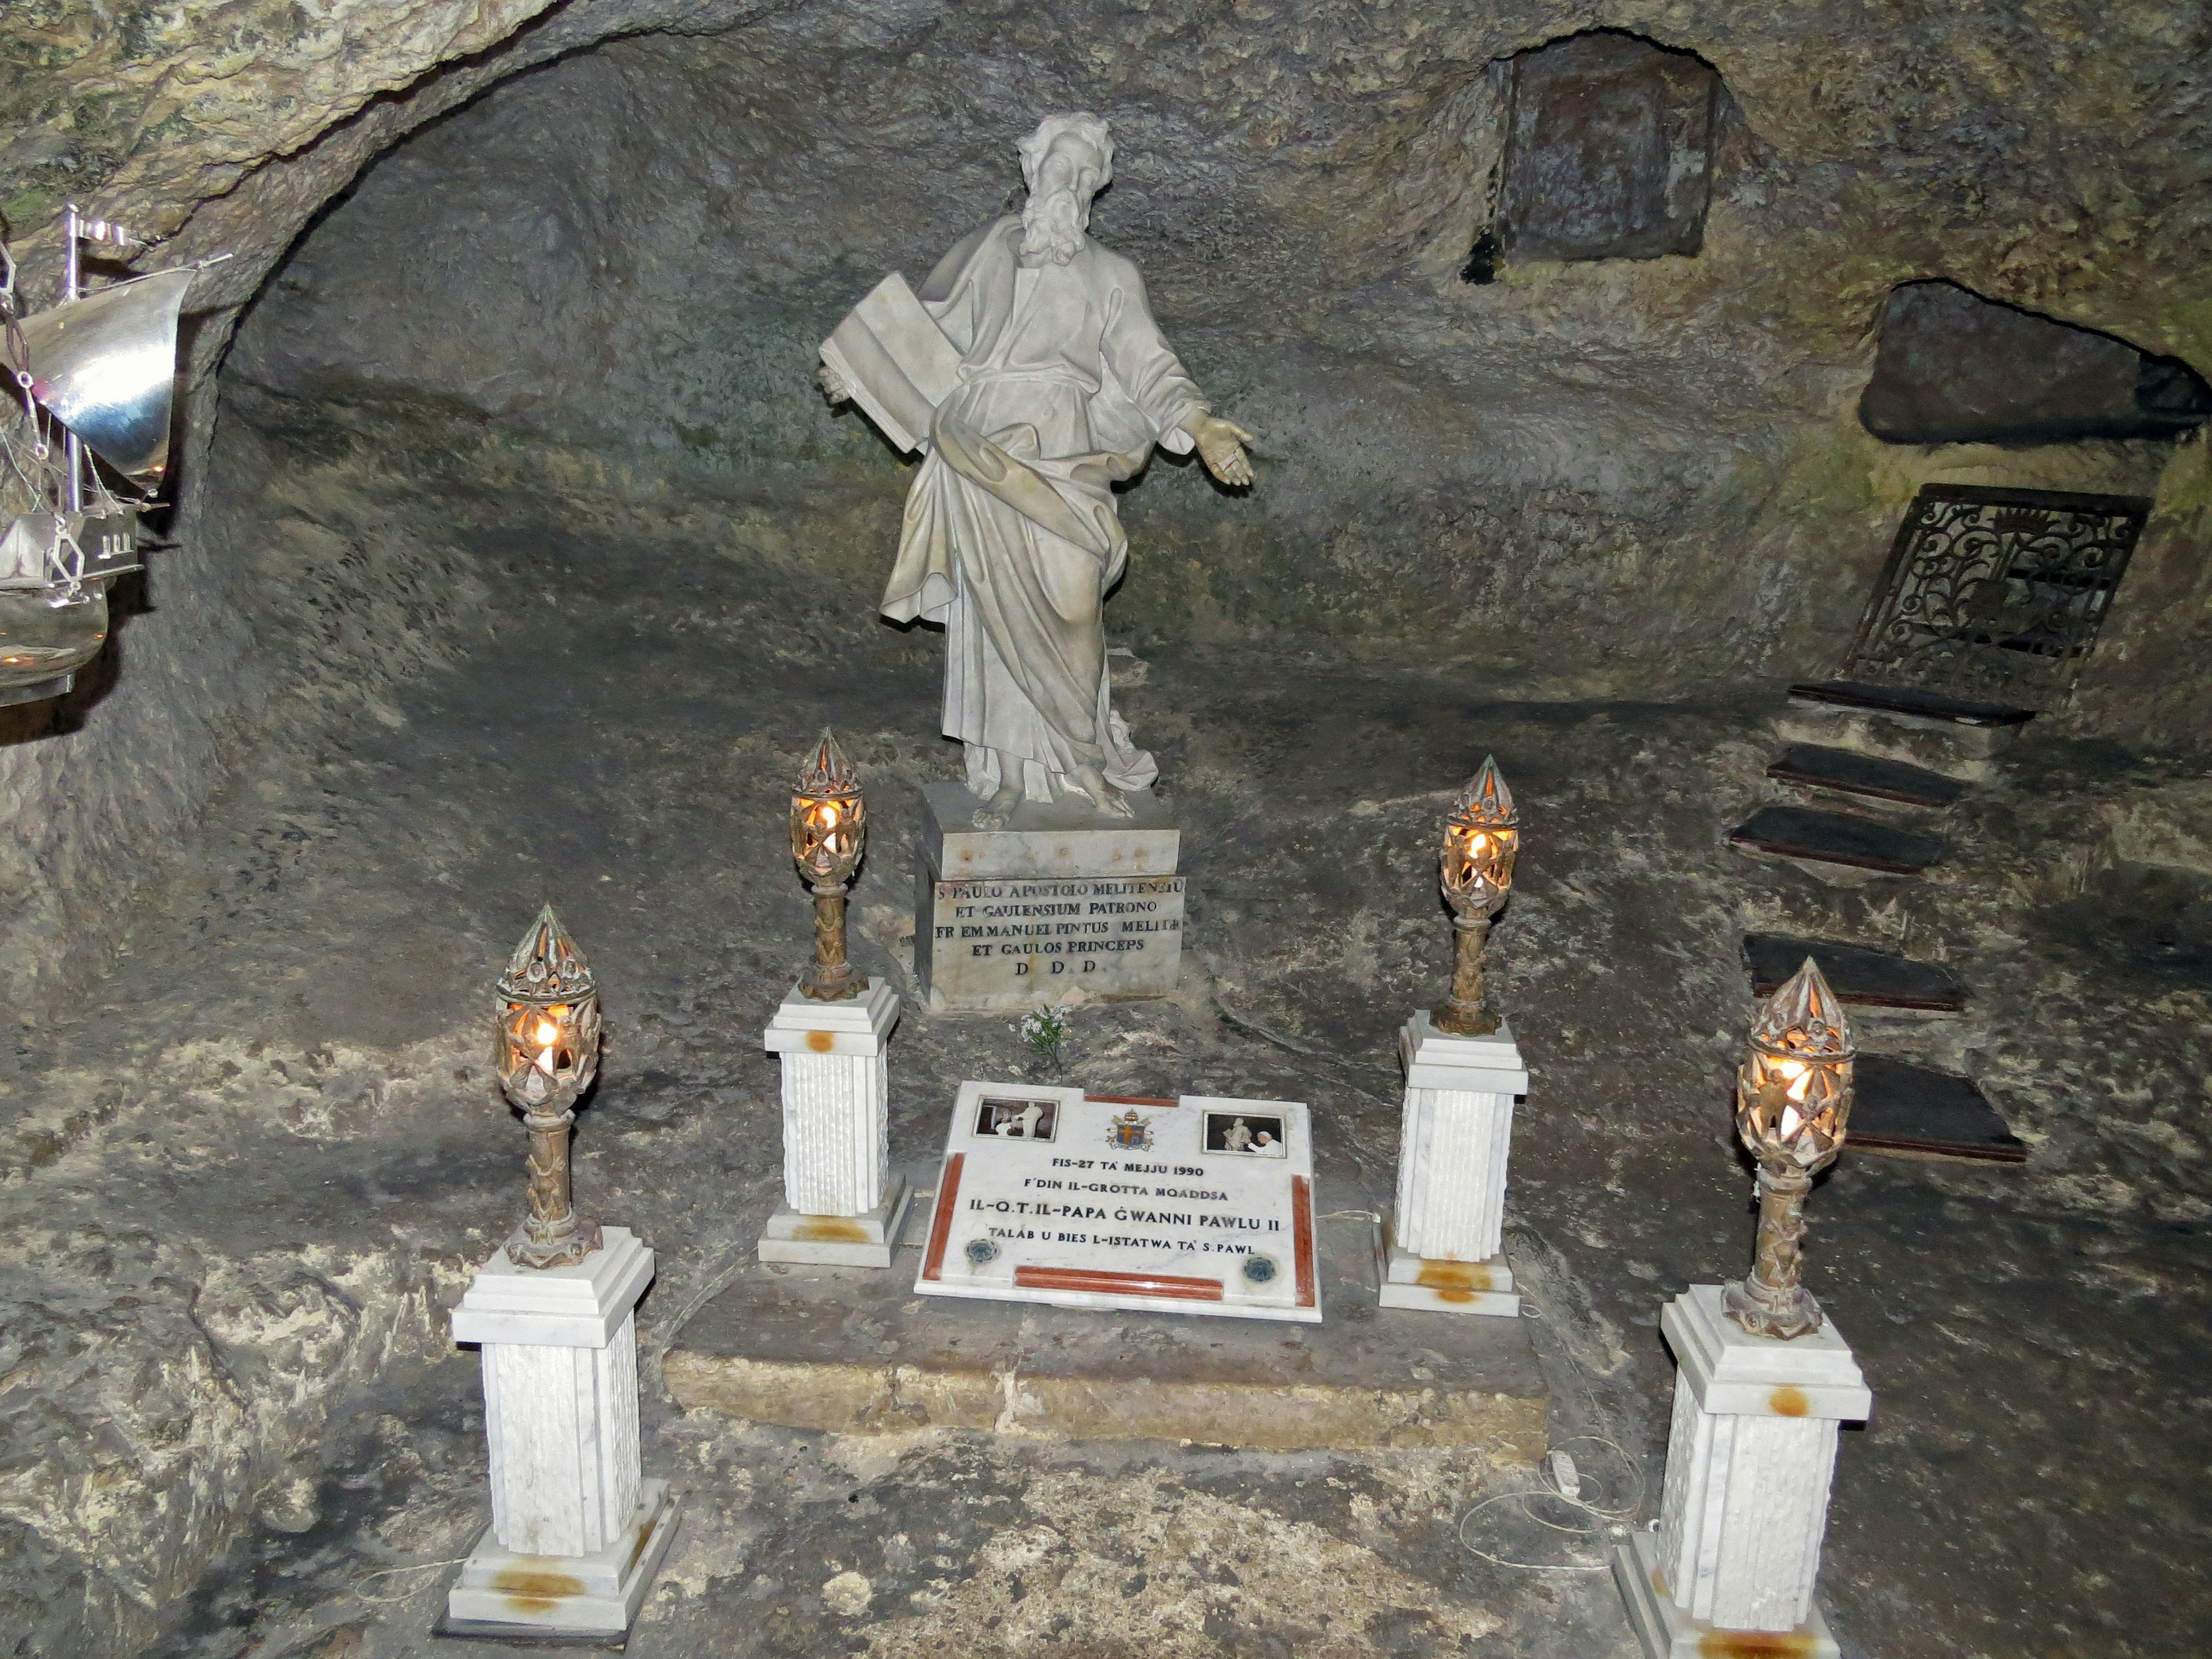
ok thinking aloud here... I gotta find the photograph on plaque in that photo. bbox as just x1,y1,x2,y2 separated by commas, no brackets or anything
974,1094,1059,1142
1205,1111,1286,1157
916,1083,1321,1323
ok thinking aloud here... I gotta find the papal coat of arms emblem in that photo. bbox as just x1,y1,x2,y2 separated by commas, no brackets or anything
1107,1109,1153,1151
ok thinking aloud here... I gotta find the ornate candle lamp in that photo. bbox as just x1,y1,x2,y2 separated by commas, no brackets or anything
450,910,673,1639
1611,955,1870,1655
1434,756,1520,1036
1724,957,1855,1339
791,730,866,1000
763,730,906,1265
1379,755,1531,1318
494,905,604,1268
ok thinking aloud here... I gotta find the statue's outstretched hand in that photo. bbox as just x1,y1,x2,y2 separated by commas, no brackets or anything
1189,415,1256,488
819,360,851,404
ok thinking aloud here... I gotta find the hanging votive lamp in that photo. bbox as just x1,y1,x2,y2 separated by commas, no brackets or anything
791,729,866,1001
1433,755,1520,1036
495,904,604,1268
1723,957,1855,1339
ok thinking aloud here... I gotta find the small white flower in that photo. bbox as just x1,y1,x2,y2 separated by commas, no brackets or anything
1016,1006,1070,1055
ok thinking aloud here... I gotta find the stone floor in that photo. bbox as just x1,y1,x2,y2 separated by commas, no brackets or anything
3,449,2209,1658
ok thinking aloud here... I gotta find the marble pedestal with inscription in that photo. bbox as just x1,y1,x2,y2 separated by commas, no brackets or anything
913,781,1185,1014
1612,1284,1870,1659
760,979,910,1267
1379,1013,1527,1317
442,1228,680,1642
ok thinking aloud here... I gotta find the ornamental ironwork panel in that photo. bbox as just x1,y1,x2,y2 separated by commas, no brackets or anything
1844,485,2151,710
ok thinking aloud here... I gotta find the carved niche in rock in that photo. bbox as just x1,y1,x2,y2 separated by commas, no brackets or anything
1493,31,1721,265
1860,280,2212,446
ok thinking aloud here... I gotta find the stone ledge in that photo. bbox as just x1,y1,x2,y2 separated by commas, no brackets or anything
664,1196,1547,1456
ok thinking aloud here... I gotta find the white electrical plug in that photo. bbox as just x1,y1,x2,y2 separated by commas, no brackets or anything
1548,1448,1582,1502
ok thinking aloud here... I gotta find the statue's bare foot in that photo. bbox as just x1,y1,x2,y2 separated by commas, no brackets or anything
971,780,1024,830
1070,764,1136,819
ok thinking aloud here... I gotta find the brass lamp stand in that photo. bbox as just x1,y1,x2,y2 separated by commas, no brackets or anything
1722,956,1855,1340
1434,756,1520,1036
494,905,604,1268
791,729,868,1000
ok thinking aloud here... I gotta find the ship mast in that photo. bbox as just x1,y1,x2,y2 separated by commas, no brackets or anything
61,206,82,516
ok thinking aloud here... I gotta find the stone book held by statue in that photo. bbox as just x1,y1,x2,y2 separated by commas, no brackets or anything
818,273,962,456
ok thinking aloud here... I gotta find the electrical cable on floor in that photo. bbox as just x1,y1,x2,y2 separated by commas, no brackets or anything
352,1557,471,1604
1453,1434,1645,1574
646,1238,757,1380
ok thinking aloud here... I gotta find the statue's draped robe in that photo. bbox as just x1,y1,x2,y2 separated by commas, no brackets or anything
880,217,1208,802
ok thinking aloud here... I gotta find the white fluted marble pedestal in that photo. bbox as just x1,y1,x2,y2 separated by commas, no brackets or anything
442,1228,679,1641
1612,1283,1872,1658
760,978,908,1266
1378,1013,1527,1316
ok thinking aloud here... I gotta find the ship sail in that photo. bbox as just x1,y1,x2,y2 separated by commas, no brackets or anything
15,267,195,484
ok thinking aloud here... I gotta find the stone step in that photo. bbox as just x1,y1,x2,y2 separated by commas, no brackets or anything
1729,805,1944,876
1788,679,2037,729
1849,1055,2028,1164
664,1171,1547,1454
1766,743,1964,810
1744,933,1966,1012
1771,702,2001,781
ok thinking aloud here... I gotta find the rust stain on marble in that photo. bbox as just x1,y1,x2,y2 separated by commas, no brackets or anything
1768,1385,1810,1416
1697,1629,1816,1657
493,1566,584,1600
795,1216,869,1242
1417,1260,1493,1293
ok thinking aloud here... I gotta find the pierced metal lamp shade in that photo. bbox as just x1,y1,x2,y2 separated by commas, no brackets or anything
1723,956,1855,1339
1734,956,1855,1175
791,729,866,888
495,905,602,1114
1440,755,1520,919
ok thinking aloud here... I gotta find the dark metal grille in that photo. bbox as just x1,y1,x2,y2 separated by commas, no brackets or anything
1844,484,2151,711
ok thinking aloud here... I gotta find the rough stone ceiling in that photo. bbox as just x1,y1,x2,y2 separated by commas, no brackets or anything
7,1,2210,372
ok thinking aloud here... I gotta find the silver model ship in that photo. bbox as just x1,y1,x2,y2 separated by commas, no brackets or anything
1,207,210,707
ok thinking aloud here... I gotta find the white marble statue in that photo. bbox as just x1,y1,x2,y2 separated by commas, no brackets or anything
821,113,1253,826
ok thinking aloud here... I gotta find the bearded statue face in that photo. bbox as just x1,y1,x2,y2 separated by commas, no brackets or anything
1018,137,1105,266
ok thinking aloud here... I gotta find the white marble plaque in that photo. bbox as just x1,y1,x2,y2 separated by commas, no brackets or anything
914,1084,1320,1323
915,873,1185,1013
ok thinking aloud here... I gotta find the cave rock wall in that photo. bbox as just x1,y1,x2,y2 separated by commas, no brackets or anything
2,0,2208,1009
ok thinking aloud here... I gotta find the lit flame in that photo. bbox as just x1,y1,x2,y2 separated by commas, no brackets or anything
532,1016,561,1077
1775,1058,1811,1102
